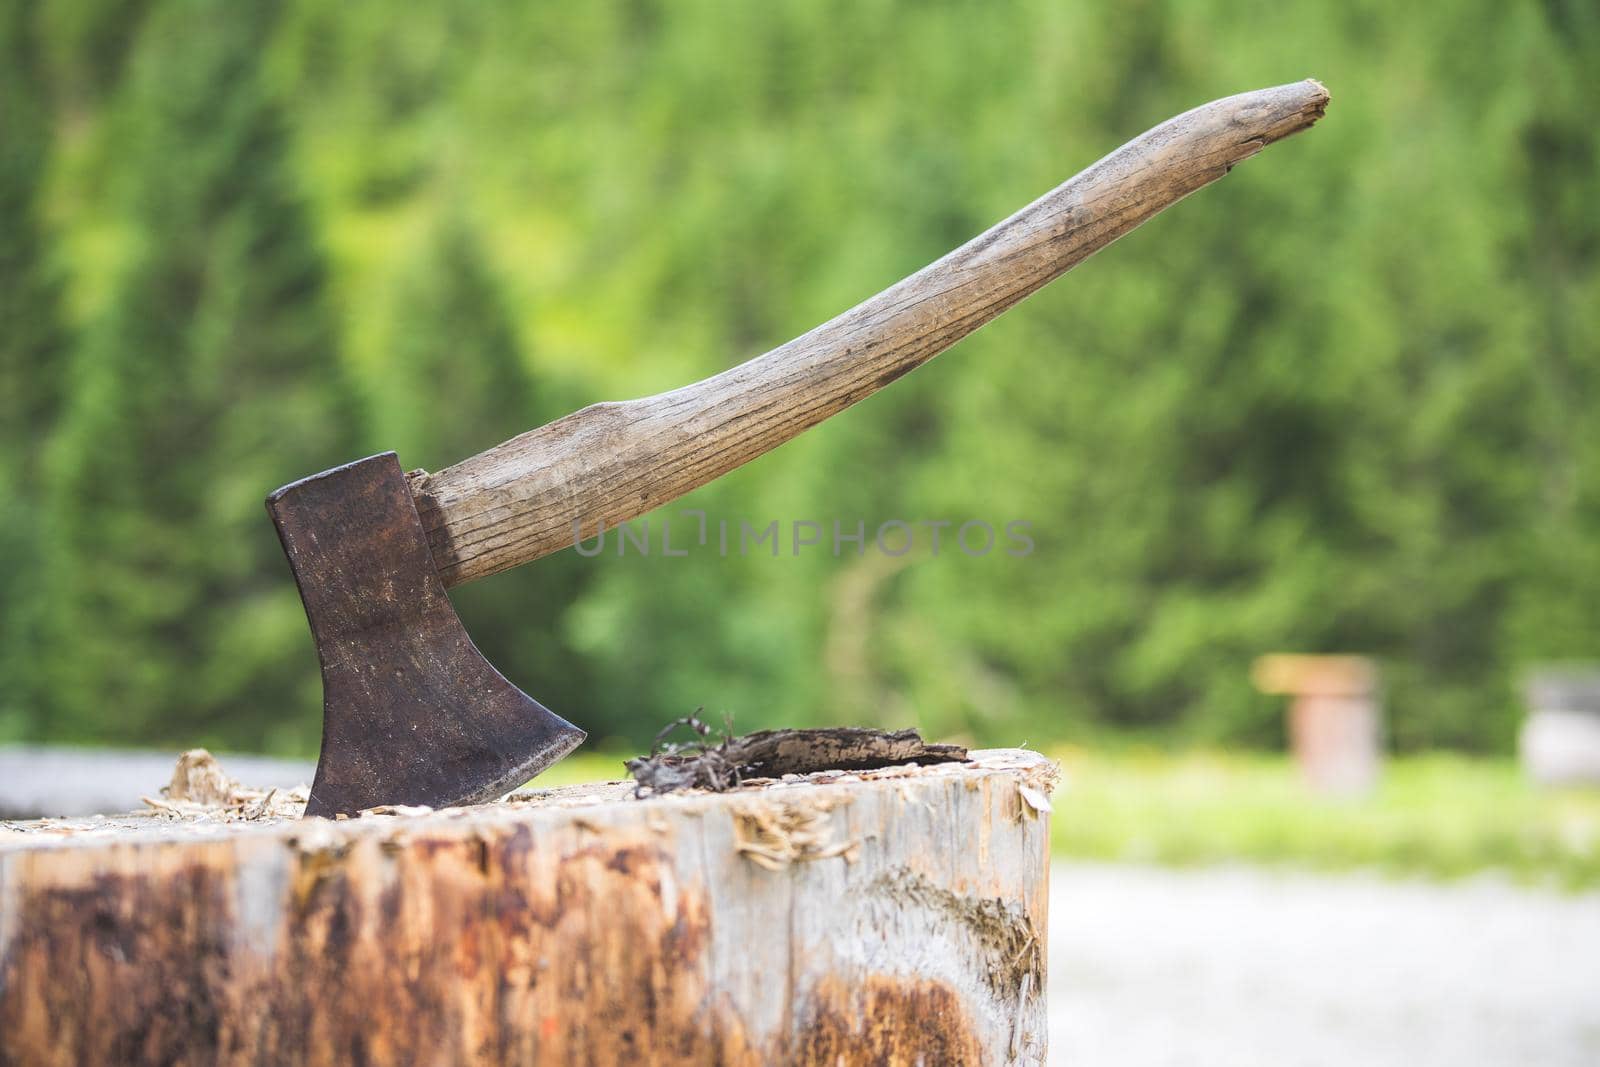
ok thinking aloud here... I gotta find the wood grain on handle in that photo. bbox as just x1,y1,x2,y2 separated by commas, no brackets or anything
412,79,1329,587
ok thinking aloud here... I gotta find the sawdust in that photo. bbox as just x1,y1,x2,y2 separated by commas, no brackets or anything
2,747,1055,854
978,748,1061,796
731,795,858,871
141,749,309,820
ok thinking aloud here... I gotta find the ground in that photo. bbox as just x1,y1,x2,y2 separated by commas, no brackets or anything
1048,862,1600,1066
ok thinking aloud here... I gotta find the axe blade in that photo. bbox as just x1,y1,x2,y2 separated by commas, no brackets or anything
267,453,584,818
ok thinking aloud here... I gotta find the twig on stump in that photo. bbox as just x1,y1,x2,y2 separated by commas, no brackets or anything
625,714,968,796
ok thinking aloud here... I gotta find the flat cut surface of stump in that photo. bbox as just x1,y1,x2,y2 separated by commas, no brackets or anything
0,748,1055,1066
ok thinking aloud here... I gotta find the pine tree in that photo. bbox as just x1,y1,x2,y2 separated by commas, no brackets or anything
37,0,365,751
0,1,65,473
0,0,70,740
383,209,596,725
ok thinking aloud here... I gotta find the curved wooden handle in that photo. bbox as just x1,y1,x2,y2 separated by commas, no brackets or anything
413,79,1329,586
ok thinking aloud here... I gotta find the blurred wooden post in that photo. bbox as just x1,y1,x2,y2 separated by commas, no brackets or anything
1253,655,1381,795
1521,667,1600,786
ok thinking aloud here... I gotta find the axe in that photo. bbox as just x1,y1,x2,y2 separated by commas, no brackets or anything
268,81,1328,818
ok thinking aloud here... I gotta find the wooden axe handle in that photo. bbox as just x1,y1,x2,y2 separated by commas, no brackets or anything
412,79,1328,586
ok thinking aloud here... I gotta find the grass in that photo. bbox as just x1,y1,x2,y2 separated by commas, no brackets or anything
529,751,636,789
1047,747,1600,890
540,745,1600,889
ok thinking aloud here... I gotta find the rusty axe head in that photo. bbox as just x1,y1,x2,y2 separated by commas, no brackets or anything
267,453,584,818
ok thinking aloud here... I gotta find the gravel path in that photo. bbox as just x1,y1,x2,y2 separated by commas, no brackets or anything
1048,862,1600,1066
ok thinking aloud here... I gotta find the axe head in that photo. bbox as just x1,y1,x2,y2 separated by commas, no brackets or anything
267,453,584,818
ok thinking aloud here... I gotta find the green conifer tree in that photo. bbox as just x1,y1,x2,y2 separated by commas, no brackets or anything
0,0,69,739
383,209,596,725
38,0,365,751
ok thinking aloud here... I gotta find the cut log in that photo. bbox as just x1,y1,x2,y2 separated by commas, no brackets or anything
0,748,1055,1066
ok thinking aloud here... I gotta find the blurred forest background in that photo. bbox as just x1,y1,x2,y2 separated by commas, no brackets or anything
1,0,1596,759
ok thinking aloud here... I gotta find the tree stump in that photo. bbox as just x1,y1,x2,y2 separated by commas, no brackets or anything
0,748,1054,1066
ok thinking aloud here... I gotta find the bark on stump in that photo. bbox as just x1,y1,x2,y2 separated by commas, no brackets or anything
0,748,1055,1066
